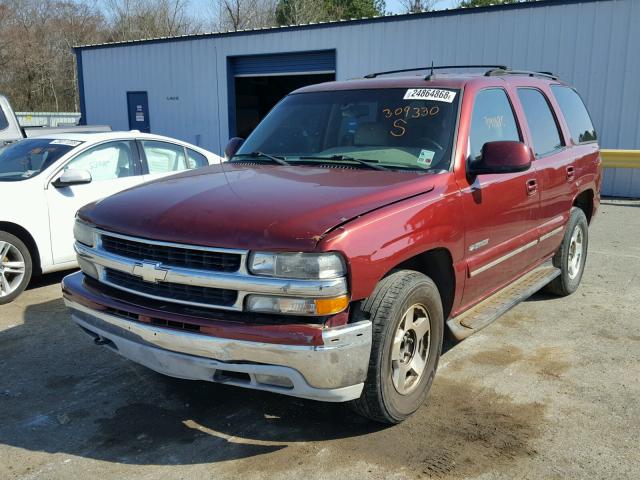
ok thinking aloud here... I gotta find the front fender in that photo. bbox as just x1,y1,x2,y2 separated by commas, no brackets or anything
319,181,465,301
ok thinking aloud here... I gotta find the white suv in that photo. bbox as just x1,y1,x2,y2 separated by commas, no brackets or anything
0,131,222,304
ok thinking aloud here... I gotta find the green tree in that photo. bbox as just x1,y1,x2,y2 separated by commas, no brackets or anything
328,0,386,18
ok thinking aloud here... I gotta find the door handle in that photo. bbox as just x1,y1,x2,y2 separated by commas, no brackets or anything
526,179,538,196
566,166,575,181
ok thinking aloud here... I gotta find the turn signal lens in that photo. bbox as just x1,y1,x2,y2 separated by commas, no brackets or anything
314,295,350,315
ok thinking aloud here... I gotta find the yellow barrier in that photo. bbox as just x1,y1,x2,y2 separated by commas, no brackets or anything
601,150,640,169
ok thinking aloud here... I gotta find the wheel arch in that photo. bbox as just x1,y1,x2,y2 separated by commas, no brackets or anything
384,247,456,320
0,222,41,275
573,188,594,224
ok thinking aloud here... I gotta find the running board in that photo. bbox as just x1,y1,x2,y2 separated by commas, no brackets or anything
447,262,560,340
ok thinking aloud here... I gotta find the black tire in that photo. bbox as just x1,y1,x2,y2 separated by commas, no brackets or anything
0,231,33,305
350,270,443,424
545,207,589,296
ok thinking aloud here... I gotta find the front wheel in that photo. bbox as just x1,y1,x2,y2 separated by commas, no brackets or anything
350,270,443,424
546,207,589,296
0,231,32,305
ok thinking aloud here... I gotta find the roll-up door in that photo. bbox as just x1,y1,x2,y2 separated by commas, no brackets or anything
228,50,336,138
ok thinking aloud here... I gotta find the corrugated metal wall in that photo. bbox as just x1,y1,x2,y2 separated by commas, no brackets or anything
79,0,640,197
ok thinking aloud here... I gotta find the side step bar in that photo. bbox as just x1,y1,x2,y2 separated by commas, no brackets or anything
447,262,560,340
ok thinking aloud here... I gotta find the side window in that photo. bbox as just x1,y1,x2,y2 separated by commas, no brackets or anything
186,148,209,168
469,89,520,160
551,85,597,144
141,140,188,174
65,141,137,181
0,109,8,130
517,88,564,157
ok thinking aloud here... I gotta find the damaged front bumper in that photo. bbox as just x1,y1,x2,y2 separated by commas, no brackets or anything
62,272,372,402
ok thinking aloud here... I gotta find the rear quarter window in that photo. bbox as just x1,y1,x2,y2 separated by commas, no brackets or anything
0,109,8,130
551,85,597,144
187,148,209,168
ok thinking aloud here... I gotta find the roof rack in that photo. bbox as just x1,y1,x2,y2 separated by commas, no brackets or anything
485,68,559,80
364,64,508,79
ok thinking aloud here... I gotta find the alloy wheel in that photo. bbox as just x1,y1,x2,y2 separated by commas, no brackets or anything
0,241,26,298
391,303,431,395
567,225,584,280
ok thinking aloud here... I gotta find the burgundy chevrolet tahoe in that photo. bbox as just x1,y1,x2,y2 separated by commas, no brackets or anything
63,66,601,423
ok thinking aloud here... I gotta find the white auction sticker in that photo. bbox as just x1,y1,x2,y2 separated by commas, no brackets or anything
50,139,82,147
403,88,457,103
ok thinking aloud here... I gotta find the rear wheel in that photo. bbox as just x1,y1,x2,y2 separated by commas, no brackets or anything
546,207,588,296
0,231,32,305
350,270,443,424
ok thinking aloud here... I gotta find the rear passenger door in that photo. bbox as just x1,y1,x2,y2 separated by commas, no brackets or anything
139,140,209,182
459,88,541,309
516,87,574,261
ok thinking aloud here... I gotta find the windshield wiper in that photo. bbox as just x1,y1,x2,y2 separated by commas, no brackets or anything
296,155,389,171
231,151,290,166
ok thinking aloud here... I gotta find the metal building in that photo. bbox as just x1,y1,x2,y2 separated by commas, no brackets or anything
75,0,640,197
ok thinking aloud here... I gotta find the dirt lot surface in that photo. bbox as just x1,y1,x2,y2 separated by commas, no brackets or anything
1,199,638,480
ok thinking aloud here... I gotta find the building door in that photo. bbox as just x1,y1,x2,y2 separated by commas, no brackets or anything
127,92,150,133
228,50,336,139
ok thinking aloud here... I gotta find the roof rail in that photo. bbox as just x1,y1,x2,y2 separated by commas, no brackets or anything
364,64,508,79
485,68,559,80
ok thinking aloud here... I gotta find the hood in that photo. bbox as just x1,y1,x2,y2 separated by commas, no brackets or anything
79,164,435,250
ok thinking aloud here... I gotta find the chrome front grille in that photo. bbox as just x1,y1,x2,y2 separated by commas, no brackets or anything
74,229,349,311
104,268,238,306
102,234,241,272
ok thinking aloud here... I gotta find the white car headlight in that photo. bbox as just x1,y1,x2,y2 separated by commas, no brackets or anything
73,218,95,247
249,252,346,279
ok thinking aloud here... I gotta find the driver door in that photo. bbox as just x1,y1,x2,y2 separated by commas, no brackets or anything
459,88,541,309
46,140,143,264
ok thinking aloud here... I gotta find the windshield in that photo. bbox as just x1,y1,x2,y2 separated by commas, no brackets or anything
237,88,460,171
0,138,79,181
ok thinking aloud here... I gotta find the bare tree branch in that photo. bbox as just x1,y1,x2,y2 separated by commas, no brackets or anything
398,0,438,13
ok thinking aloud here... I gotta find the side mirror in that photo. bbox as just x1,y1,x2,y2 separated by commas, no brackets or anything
52,169,92,188
224,137,244,160
468,141,533,176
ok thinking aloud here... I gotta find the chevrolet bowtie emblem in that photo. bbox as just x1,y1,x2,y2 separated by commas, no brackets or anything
132,261,169,283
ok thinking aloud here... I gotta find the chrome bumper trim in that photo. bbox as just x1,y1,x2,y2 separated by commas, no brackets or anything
65,299,371,400
75,242,348,311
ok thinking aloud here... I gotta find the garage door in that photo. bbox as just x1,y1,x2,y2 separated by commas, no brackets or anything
227,50,336,138
229,50,336,77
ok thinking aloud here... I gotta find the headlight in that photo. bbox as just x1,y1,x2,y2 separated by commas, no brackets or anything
249,252,346,279
73,218,95,247
246,294,349,316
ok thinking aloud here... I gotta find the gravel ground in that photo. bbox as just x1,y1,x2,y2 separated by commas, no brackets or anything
0,199,638,480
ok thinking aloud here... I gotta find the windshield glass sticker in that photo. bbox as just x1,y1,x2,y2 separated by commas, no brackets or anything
484,115,505,129
417,149,435,168
50,139,82,147
382,105,440,119
403,89,456,103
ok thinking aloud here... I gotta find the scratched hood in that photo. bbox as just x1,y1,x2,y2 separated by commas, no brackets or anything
79,164,434,250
